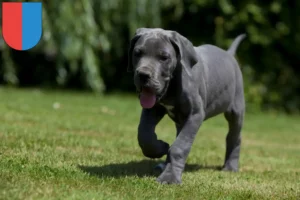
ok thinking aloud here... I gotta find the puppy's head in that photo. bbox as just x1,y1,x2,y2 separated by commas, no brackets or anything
127,28,198,109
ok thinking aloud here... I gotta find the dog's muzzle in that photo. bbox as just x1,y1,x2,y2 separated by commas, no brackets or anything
135,68,172,109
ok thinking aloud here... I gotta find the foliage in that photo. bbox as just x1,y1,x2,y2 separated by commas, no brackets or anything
0,0,299,112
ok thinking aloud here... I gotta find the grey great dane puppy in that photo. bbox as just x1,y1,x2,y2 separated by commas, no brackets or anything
127,28,246,184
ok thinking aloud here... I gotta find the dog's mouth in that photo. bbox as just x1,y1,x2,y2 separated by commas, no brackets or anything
139,87,157,109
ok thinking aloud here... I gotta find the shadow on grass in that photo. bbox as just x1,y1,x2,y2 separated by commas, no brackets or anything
78,159,222,178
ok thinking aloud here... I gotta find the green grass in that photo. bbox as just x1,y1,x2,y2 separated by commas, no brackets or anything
0,87,299,200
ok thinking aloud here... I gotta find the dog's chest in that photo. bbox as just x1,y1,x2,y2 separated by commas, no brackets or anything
160,103,175,118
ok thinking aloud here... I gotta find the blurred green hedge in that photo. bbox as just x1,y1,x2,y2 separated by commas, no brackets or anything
0,0,299,113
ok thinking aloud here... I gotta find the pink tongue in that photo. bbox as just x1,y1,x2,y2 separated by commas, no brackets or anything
140,88,156,108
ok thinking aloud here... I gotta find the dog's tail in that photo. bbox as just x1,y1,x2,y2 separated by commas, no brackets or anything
227,34,246,56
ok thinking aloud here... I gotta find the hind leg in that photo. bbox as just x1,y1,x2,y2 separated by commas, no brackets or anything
223,100,245,172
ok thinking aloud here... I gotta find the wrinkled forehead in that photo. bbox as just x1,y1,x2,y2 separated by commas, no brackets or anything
135,33,175,54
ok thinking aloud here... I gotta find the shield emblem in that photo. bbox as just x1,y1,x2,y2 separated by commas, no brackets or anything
2,2,42,51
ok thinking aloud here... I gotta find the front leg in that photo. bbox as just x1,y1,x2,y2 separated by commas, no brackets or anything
154,123,183,172
157,112,204,184
138,106,169,158
154,123,182,172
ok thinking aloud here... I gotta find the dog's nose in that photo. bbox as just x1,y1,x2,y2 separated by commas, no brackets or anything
137,71,151,83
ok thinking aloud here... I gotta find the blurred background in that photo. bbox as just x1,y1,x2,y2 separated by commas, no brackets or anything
0,0,299,114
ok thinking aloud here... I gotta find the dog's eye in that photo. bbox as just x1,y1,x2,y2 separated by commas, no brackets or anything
159,54,169,61
134,49,142,57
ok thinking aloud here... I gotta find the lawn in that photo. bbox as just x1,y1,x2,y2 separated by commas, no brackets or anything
0,87,299,200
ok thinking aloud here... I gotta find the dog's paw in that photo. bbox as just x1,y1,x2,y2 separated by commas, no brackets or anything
156,174,181,185
221,165,239,172
156,164,182,184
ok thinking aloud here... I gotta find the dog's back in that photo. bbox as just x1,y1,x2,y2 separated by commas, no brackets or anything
194,36,245,119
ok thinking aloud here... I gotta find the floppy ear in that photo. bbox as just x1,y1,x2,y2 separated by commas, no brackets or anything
168,31,198,77
127,28,153,72
127,35,141,72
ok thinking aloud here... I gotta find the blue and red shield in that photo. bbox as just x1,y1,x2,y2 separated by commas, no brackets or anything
2,2,42,51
